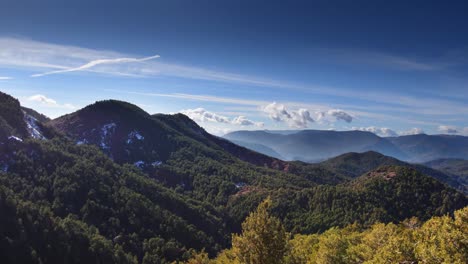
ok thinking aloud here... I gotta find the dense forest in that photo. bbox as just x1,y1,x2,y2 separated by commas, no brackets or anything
0,91,467,263
188,198,468,264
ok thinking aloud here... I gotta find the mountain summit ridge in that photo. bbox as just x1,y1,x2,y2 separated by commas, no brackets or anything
224,129,468,162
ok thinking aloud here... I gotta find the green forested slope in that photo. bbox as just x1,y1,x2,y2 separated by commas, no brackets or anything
0,91,466,263
0,138,228,263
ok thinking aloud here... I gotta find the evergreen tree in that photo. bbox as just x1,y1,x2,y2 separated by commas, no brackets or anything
231,197,289,264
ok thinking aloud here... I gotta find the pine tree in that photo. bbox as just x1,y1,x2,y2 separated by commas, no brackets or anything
231,197,289,264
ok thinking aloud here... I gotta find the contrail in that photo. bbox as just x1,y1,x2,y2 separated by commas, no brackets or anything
31,54,160,77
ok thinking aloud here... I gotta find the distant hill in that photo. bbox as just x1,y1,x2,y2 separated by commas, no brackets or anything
388,134,468,162
423,158,468,194
316,151,466,194
225,130,407,162
229,139,284,159
228,165,467,234
424,158,468,177
224,130,468,162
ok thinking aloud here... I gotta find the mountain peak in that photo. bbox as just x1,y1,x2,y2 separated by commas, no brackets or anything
80,99,150,117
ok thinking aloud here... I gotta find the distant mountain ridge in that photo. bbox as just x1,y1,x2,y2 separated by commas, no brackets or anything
224,129,468,162
318,151,467,194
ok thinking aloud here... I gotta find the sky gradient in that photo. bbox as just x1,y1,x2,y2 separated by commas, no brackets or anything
1,0,467,136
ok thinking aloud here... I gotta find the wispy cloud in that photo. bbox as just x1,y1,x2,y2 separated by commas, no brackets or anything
2,37,467,133
0,76,12,80
1,37,467,119
313,48,448,71
31,55,160,77
0,37,291,85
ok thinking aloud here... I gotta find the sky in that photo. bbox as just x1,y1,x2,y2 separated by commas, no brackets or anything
0,0,467,136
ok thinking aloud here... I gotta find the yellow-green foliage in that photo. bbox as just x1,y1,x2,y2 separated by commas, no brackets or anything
187,203,468,264
231,197,289,264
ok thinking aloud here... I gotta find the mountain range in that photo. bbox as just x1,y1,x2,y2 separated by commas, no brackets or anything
224,129,468,163
0,90,466,263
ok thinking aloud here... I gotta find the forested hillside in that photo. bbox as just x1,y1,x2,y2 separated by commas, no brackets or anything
189,199,468,264
226,166,466,234
0,91,466,263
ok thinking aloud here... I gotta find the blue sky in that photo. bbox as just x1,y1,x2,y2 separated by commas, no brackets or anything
0,0,467,136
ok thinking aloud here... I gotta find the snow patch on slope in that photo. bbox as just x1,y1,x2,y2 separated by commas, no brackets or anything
23,112,45,139
8,136,23,142
151,161,162,167
100,122,116,149
76,139,88,145
127,130,144,144
134,160,145,168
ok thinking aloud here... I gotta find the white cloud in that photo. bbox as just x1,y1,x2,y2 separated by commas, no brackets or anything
354,127,427,137
0,76,12,80
400,127,425,136
435,126,468,136
329,109,353,123
262,102,314,128
232,116,264,127
180,108,262,127
437,125,468,134
436,125,468,135
438,125,459,134
263,102,291,121
181,108,230,123
27,94,75,109
31,54,160,77
316,109,353,124
353,126,398,137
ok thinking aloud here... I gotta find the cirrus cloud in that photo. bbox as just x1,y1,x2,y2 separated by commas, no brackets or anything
31,54,160,77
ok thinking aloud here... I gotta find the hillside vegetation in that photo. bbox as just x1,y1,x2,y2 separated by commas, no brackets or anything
0,91,466,263
188,199,468,264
